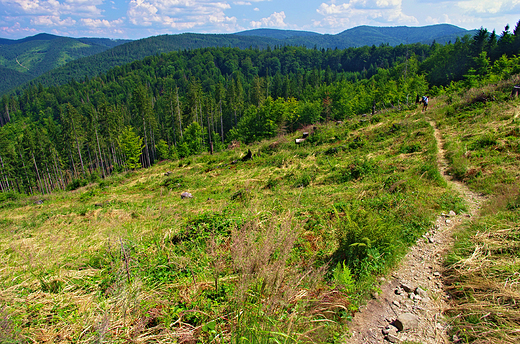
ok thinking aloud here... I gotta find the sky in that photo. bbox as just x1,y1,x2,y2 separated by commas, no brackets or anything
0,0,519,40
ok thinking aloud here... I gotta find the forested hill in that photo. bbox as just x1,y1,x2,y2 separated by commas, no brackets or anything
0,33,131,95
236,24,477,48
0,23,519,197
3,24,476,96
19,33,278,94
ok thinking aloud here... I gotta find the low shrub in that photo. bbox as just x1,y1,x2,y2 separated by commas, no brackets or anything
65,178,88,191
470,133,497,149
0,191,20,203
335,158,379,183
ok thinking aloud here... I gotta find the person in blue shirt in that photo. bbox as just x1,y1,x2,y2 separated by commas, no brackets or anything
421,96,429,112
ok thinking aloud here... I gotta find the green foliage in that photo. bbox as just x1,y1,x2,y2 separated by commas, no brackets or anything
436,192,467,214
0,191,19,203
333,261,355,292
334,158,379,183
470,133,497,149
333,205,401,277
400,143,422,154
156,139,170,161
183,122,203,156
65,178,88,191
118,126,144,170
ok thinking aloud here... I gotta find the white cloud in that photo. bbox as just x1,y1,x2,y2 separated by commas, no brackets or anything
315,0,417,29
81,18,124,28
31,15,76,26
1,0,103,16
127,0,239,31
250,11,287,28
0,21,39,36
233,1,251,4
456,0,520,15
254,7,259,11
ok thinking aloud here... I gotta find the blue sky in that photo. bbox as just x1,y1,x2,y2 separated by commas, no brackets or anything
0,0,519,39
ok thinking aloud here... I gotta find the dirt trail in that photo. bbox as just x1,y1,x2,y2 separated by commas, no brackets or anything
345,119,485,344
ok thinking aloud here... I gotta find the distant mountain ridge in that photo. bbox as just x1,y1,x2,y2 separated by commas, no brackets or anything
236,24,477,47
1,24,477,96
0,33,132,94
234,29,322,39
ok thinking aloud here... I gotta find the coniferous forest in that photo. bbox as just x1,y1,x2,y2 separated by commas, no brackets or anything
0,24,519,195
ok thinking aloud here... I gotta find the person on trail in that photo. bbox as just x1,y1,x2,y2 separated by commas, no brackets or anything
421,96,429,112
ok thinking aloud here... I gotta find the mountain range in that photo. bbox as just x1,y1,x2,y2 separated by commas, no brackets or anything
0,24,477,96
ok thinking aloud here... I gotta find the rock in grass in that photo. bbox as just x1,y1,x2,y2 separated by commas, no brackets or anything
449,210,457,216
181,192,193,199
394,313,419,331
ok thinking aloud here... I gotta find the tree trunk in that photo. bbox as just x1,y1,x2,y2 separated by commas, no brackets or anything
0,155,10,191
176,87,183,140
170,94,177,146
220,100,224,143
95,127,106,178
68,146,77,178
32,151,44,194
142,117,151,168
71,119,86,177
19,149,32,194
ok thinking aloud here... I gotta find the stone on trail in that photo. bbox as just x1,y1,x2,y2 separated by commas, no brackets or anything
415,287,427,298
449,210,457,216
386,333,400,343
400,283,413,293
394,313,419,331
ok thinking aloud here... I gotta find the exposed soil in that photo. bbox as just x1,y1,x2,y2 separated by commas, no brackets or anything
345,118,486,344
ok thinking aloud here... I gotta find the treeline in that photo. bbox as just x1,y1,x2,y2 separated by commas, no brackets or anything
0,23,519,195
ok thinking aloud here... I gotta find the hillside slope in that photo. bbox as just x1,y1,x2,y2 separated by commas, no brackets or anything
0,34,130,94
0,103,462,342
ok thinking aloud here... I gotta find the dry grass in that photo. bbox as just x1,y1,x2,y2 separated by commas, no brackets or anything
434,77,520,343
0,108,454,343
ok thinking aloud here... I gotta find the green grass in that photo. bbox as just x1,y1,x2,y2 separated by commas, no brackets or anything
0,108,454,342
430,77,520,343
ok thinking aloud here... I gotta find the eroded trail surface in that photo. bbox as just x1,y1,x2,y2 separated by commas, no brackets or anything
345,119,485,344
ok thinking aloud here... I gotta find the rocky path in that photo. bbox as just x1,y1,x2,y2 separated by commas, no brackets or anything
345,119,485,344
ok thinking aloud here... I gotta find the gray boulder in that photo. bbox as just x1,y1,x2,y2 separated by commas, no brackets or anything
394,313,419,331
181,192,193,199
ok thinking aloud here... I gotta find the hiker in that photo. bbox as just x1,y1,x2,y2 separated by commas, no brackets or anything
421,95,429,112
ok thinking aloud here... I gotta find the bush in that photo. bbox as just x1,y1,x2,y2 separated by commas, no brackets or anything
292,172,313,188
400,143,422,154
335,158,379,183
471,133,497,149
333,206,401,278
0,191,19,203
66,178,88,191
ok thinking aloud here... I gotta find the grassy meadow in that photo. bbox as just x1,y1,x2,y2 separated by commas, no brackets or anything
3,76,520,343
0,103,464,343
5,80,520,342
